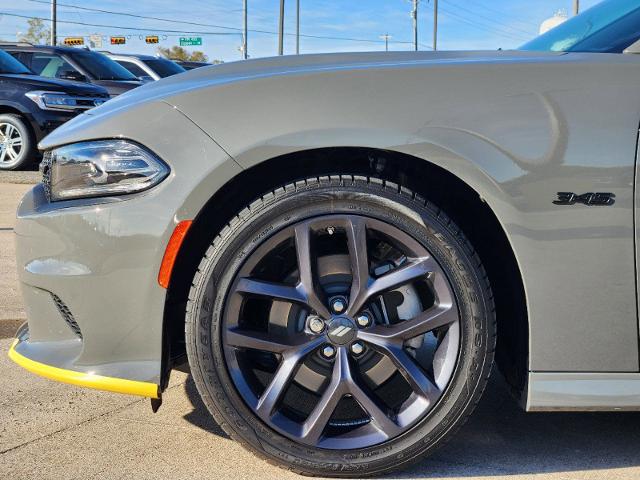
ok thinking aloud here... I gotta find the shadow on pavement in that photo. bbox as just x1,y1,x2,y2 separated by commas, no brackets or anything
183,370,640,477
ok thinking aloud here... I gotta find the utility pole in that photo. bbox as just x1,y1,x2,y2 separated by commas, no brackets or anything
432,0,438,51
380,33,391,52
411,0,418,51
278,0,285,55
242,0,248,59
573,0,579,16
296,0,300,54
50,0,57,46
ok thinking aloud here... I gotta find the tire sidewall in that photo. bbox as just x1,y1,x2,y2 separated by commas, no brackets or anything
187,178,494,476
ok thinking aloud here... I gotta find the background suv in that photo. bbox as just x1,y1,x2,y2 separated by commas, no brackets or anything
2,44,142,96
103,52,185,81
0,48,108,170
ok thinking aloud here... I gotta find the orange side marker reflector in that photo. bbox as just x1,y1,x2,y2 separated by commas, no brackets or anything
158,220,192,289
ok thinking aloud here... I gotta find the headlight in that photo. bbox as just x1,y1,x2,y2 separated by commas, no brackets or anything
25,91,106,111
43,140,170,201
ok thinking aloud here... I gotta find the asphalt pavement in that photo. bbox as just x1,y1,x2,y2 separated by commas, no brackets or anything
1,179,640,480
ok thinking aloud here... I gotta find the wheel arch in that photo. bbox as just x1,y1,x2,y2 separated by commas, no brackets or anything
162,147,529,397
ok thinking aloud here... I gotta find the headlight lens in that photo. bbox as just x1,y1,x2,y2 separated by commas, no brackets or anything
46,140,169,201
26,91,107,111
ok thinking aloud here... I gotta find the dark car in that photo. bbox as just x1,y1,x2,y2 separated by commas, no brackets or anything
1,44,143,96
103,53,186,81
0,48,108,170
174,60,211,70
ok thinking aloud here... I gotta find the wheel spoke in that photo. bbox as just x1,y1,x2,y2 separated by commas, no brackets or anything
7,147,17,160
294,223,331,319
300,347,348,443
345,217,371,317
256,336,324,417
363,340,441,403
235,277,307,304
359,303,457,342
349,256,435,315
225,328,313,353
349,381,401,437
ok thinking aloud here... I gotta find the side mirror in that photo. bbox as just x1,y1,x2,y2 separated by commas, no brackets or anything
59,70,87,82
138,75,154,83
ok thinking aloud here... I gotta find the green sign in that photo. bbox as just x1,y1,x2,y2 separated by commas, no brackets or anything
179,37,202,46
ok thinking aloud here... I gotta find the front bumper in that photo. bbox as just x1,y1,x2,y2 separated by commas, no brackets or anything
10,183,171,393
9,324,159,398
8,100,241,398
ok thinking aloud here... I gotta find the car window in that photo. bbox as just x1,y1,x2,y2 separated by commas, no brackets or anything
116,60,147,78
68,51,138,81
0,49,32,74
520,0,640,53
29,53,77,79
144,58,185,78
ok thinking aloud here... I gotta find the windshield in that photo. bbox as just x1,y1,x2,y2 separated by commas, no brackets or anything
0,49,32,74
69,50,138,81
145,58,185,78
520,0,640,53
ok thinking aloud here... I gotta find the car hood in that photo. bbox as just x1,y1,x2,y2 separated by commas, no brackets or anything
0,73,107,95
92,79,143,96
40,50,568,150
80,50,565,117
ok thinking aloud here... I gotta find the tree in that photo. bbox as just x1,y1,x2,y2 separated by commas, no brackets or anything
157,46,209,62
19,18,50,45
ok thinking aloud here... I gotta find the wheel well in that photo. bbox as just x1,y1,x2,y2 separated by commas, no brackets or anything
0,105,22,115
163,147,528,396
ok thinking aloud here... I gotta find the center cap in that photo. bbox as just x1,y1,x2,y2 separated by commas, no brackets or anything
327,316,357,345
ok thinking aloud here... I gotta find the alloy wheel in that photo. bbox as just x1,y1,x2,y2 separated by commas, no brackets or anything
222,214,461,450
0,122,24,168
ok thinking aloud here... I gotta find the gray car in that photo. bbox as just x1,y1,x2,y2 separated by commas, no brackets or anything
8,0,640,476
102,52,186,82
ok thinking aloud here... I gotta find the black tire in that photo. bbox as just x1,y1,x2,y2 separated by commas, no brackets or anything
186,175,496,477
0,113,37,171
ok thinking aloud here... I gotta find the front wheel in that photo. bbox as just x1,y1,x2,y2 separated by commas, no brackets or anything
186,176,495,477
0,114,36,171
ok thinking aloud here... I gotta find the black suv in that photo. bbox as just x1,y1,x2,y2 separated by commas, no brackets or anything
2,44,143,97
0,48,109,170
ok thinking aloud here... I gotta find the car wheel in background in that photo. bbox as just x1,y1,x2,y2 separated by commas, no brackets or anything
0,114,36,170
186,176,496,477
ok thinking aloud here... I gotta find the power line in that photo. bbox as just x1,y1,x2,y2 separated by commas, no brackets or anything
443,0,536,37
452,0,540,31
437,5,530,42
18,1,421,47
2,12,241,35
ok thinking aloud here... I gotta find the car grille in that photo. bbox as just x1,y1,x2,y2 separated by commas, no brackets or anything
40,150,52,201
51,293,82,339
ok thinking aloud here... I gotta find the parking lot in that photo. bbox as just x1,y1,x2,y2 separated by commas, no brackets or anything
0,175,638,479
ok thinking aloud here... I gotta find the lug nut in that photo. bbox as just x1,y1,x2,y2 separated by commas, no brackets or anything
307,315,325,334
321,345,336,359
356,313,371,328
330,297,347,314
350,342,365,356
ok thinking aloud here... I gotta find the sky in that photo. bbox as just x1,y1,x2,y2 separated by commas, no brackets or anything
0,0,603,62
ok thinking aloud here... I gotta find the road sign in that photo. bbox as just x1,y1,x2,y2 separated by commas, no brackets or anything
111,36,126,45
179,37,202,46
63,37,84,46
145,35,159,44
89,34,102,49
